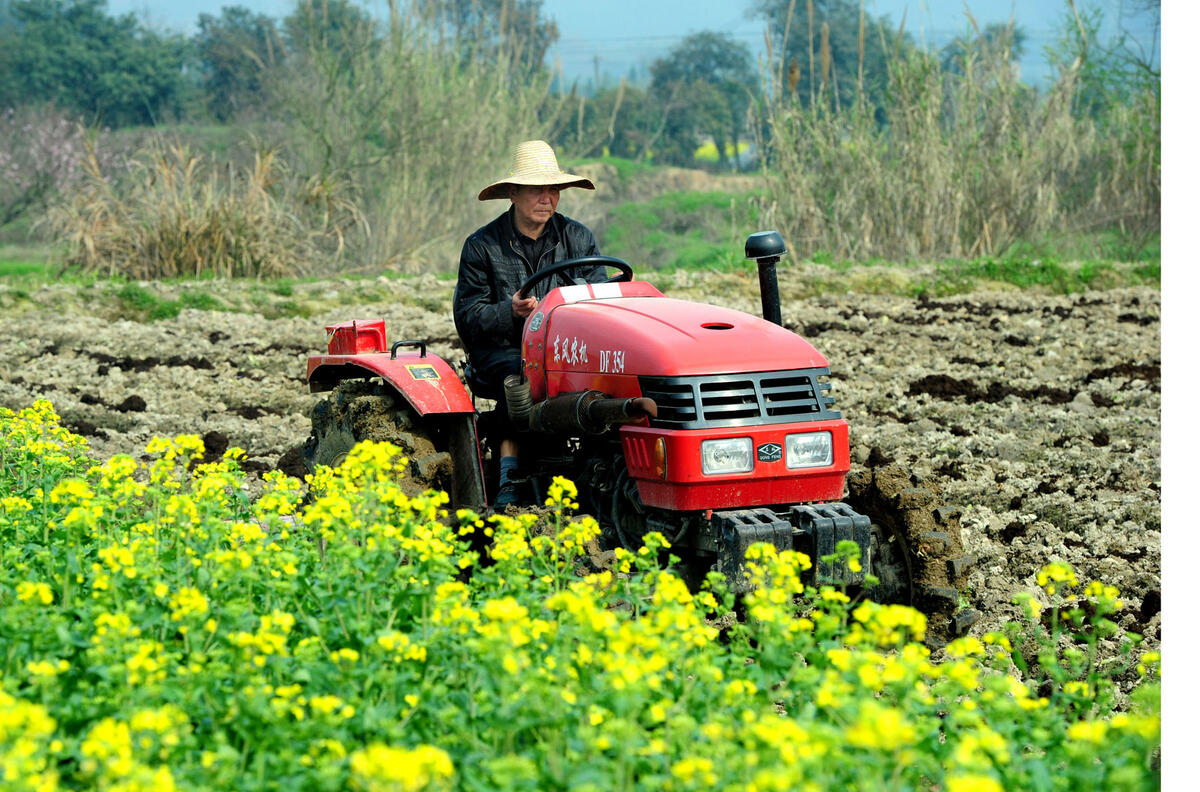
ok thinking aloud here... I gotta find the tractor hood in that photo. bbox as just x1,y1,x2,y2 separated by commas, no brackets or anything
529,294,828,379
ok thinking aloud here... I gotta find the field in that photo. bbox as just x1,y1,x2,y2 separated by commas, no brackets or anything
0,260,1161,651
0,250,1161,790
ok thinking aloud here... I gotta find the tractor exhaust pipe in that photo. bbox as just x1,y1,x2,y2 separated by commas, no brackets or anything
746,231,788,327
528,390,657,435
504,373,534,428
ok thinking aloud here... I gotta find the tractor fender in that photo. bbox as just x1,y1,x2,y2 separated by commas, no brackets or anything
307,351,475,415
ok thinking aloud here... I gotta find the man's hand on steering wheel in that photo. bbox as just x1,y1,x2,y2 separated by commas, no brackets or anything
511,290,538,318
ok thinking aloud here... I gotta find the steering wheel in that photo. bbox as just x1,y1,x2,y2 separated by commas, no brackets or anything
516,255,634,299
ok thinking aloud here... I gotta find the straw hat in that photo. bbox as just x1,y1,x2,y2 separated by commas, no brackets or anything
478,140,595,201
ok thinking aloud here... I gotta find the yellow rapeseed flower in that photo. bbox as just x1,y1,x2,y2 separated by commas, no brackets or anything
1067,720,1109,744
26,658,70,678
671,756,717,787
545,476,579,508
16,581,54,605
946,773,1004,792
1036,561,1078,595
169,587,209,622
1063,680,1094,699
49,478,93,504
0,689,58,790
946,636,986,658
309,695,351,718
331,648,360,665
349,744,454,792
1110,712,1160,740
723,679,758,704
952,727,1010,768
1137,650,1161,677
846,703,916,751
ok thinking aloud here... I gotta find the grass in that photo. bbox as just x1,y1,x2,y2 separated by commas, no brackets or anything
597,197,1159,298
45,141,364,280
601,189,766,271
114,283,227,321
0,258,51,278
0,244,56,280
595,184,1158,293
915,252,1161,297
3,223,1158,326
781,255,1158,300
568,154,657,184
1001,231,1161,267
3,201,1158,328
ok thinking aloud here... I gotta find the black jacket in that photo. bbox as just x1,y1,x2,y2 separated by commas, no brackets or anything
453,208,603,363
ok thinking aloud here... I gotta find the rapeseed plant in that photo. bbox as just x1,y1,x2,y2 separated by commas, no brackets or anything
0,402,1161,790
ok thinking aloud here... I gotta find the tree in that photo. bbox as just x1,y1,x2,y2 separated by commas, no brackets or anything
194,5,281,121
420,0,558,76
282,0,376,65
0,0,189,126
649,31,757,169
939,21,1026,77
0,105,118,228
751,0,911,111
552,81,671,162
1046,3,1159,119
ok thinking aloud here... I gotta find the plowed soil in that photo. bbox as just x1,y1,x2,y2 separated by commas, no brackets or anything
0,269,1160,656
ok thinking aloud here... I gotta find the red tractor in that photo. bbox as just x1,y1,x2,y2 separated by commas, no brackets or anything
303,233,978,641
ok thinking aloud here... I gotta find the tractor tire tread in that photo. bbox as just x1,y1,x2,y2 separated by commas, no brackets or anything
303,379,452,497
848,462,973,648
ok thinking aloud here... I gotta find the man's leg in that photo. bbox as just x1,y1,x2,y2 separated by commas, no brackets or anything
495,437,521,507
477,350,524,507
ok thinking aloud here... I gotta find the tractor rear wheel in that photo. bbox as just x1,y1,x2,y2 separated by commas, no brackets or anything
303,379,454,498
847,463,980,647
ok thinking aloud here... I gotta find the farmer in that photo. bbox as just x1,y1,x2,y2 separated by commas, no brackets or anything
452,139,606,507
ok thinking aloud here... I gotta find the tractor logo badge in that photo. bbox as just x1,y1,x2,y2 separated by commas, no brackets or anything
529,312,544,331
406,364,440,380
757,442,782,462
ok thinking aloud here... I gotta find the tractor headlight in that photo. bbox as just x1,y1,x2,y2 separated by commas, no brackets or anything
701,437,753,475
785,431,833,469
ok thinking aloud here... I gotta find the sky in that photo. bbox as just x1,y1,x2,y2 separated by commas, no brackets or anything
110,0,1161,87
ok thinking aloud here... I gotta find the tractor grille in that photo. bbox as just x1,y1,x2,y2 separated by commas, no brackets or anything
639,368,840,429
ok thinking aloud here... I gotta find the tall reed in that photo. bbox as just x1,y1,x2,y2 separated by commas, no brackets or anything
761,8,1159,261
273,0,565,272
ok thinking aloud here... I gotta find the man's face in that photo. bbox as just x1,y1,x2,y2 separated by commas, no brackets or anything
510,184,560,231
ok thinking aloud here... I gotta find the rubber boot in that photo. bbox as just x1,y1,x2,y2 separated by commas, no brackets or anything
494,456,520,508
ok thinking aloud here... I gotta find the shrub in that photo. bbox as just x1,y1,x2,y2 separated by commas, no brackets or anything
44,140,364,279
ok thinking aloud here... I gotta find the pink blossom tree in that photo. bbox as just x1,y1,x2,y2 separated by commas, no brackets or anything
0,104,117,229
